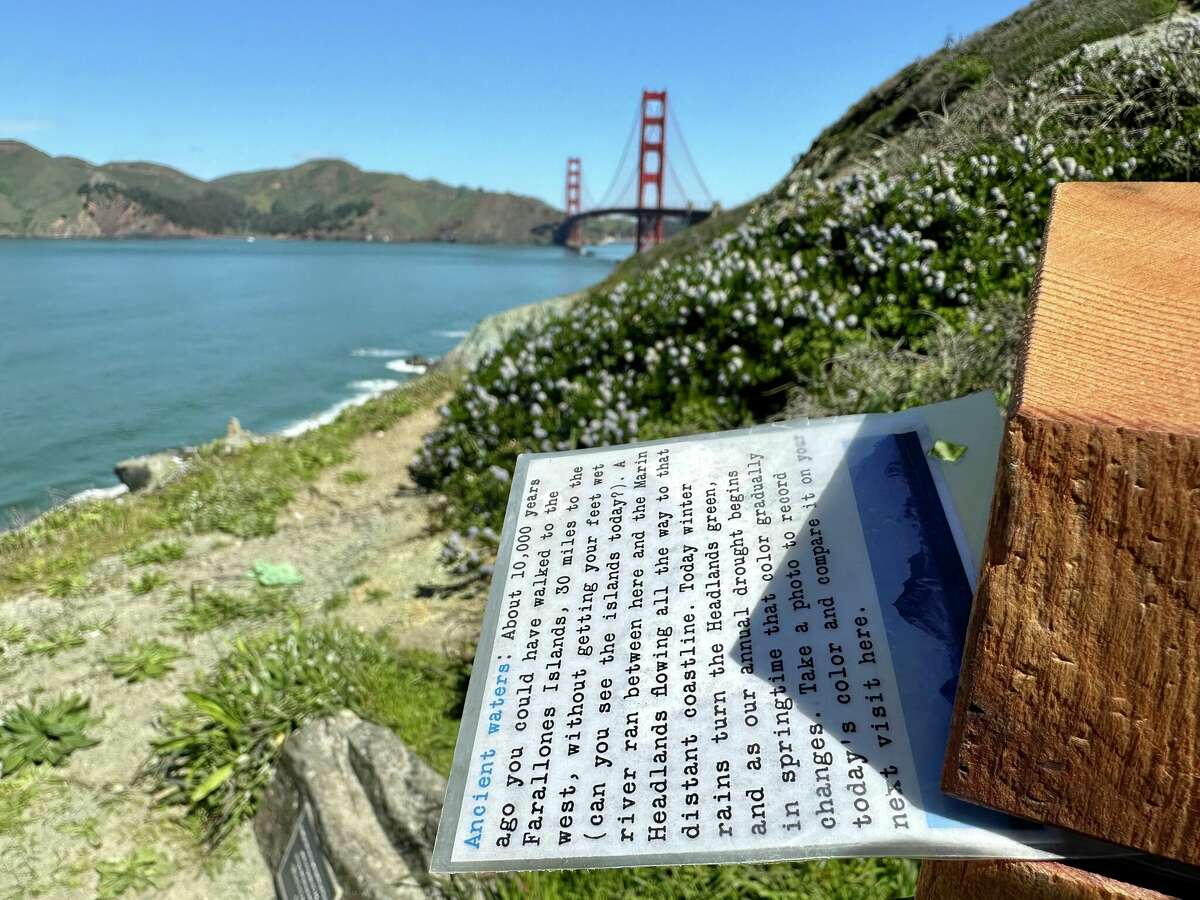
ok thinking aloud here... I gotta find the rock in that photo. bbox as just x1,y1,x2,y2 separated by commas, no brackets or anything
113,451,186,492
440,290,583,371
223,416,260,451
254,712,450,900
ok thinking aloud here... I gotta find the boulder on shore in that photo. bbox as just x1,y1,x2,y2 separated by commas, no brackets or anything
254,712,450,900
113,451,187,492
114,417,264,492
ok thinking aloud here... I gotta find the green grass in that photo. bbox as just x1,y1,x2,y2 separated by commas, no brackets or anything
104,640,188,682
24,625,88,657
57,814,102,848
337,469,369,485
354,649,470,774
800,0,1178,175
124,540,185,567
128,571,172,596
478,859,917,900
0,623,28,648
0,770,38,836
173,586,298,635
321,591,350,612
145,624,468,845
94,848,167,899
0,370,452,602
43,573,90,599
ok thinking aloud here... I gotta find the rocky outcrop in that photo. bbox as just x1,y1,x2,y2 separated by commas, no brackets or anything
48,194,203,239
113,418,264,493
440,290,584,371
113,451,187,493
254,712,450,900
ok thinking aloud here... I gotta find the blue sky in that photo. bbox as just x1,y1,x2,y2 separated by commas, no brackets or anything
5,0,1026,208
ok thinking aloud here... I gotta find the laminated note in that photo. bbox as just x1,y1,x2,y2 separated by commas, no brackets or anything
431,393,1103,872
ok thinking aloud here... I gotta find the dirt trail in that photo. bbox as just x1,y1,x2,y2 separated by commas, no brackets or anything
0,396,484,898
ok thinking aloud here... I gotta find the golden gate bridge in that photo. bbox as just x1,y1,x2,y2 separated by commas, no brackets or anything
554,90,715,254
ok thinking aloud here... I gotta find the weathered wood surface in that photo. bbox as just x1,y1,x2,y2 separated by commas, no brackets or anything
916,860,1175,900
942,182,1200,865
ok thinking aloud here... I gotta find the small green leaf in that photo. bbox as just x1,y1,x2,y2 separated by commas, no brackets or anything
930,440,967,463
189,764,234,802
184,692,241,730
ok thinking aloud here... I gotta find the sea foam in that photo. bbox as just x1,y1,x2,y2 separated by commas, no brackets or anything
352,347,410,358
281,378,402,438
385,359,428,375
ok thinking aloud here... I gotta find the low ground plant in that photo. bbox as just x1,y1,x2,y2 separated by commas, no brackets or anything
0,770,38,835
124,540,186,566
479,858,916,900
0,694,100,776
0,623,28,648
43,573,90,599
128,571,172,596
23,625,88,657
173,586,298,635
104,640,188,682
145,624,467,845
94,848,167,899
321,591,350,612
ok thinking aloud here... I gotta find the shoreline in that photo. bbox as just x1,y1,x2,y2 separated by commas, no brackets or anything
4,279,579,529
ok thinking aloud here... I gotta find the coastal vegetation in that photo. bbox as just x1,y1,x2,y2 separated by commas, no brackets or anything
413,17,1200,564
0,370,454,603
1,2,1196,896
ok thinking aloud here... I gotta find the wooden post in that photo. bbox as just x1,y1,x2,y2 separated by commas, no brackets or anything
919,183,1200,897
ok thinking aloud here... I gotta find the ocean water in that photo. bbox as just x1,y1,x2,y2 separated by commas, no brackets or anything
0,238,628,519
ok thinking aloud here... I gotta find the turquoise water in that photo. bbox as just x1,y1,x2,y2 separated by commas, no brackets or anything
0,239,627,519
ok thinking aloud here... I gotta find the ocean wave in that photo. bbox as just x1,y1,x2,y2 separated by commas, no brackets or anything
351,347,409,358
385,359,428,375
281,378,402,438
349,378,403,392
433,329,470,339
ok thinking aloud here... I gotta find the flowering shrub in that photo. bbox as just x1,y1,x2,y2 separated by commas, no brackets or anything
414,25,1200,560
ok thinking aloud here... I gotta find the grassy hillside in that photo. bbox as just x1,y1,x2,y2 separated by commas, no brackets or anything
3,3,1199,898
596,0,1180,290
415,10,1200,557
798,0,1178,176
0,142,560,243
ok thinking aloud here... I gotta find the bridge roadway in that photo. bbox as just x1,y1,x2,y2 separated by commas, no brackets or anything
551,206,712,246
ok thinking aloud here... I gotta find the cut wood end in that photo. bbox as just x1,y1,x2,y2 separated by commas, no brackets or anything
1014,182,1200,435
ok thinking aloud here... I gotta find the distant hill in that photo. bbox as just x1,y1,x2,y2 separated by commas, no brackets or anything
0,141,561,243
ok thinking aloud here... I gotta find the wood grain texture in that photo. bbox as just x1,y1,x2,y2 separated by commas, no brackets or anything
916,860,1175,900
1016,182,1200,433
942,182,1200,865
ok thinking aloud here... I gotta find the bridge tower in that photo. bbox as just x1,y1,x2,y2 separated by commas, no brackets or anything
635,90,667,253
564,157,582,245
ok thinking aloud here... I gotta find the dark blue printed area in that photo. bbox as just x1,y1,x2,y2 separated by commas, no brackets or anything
847,431,1010,830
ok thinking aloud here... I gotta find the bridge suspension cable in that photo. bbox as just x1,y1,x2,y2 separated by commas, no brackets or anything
595,100,642,210
667,100,715,208
666,159,691,210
